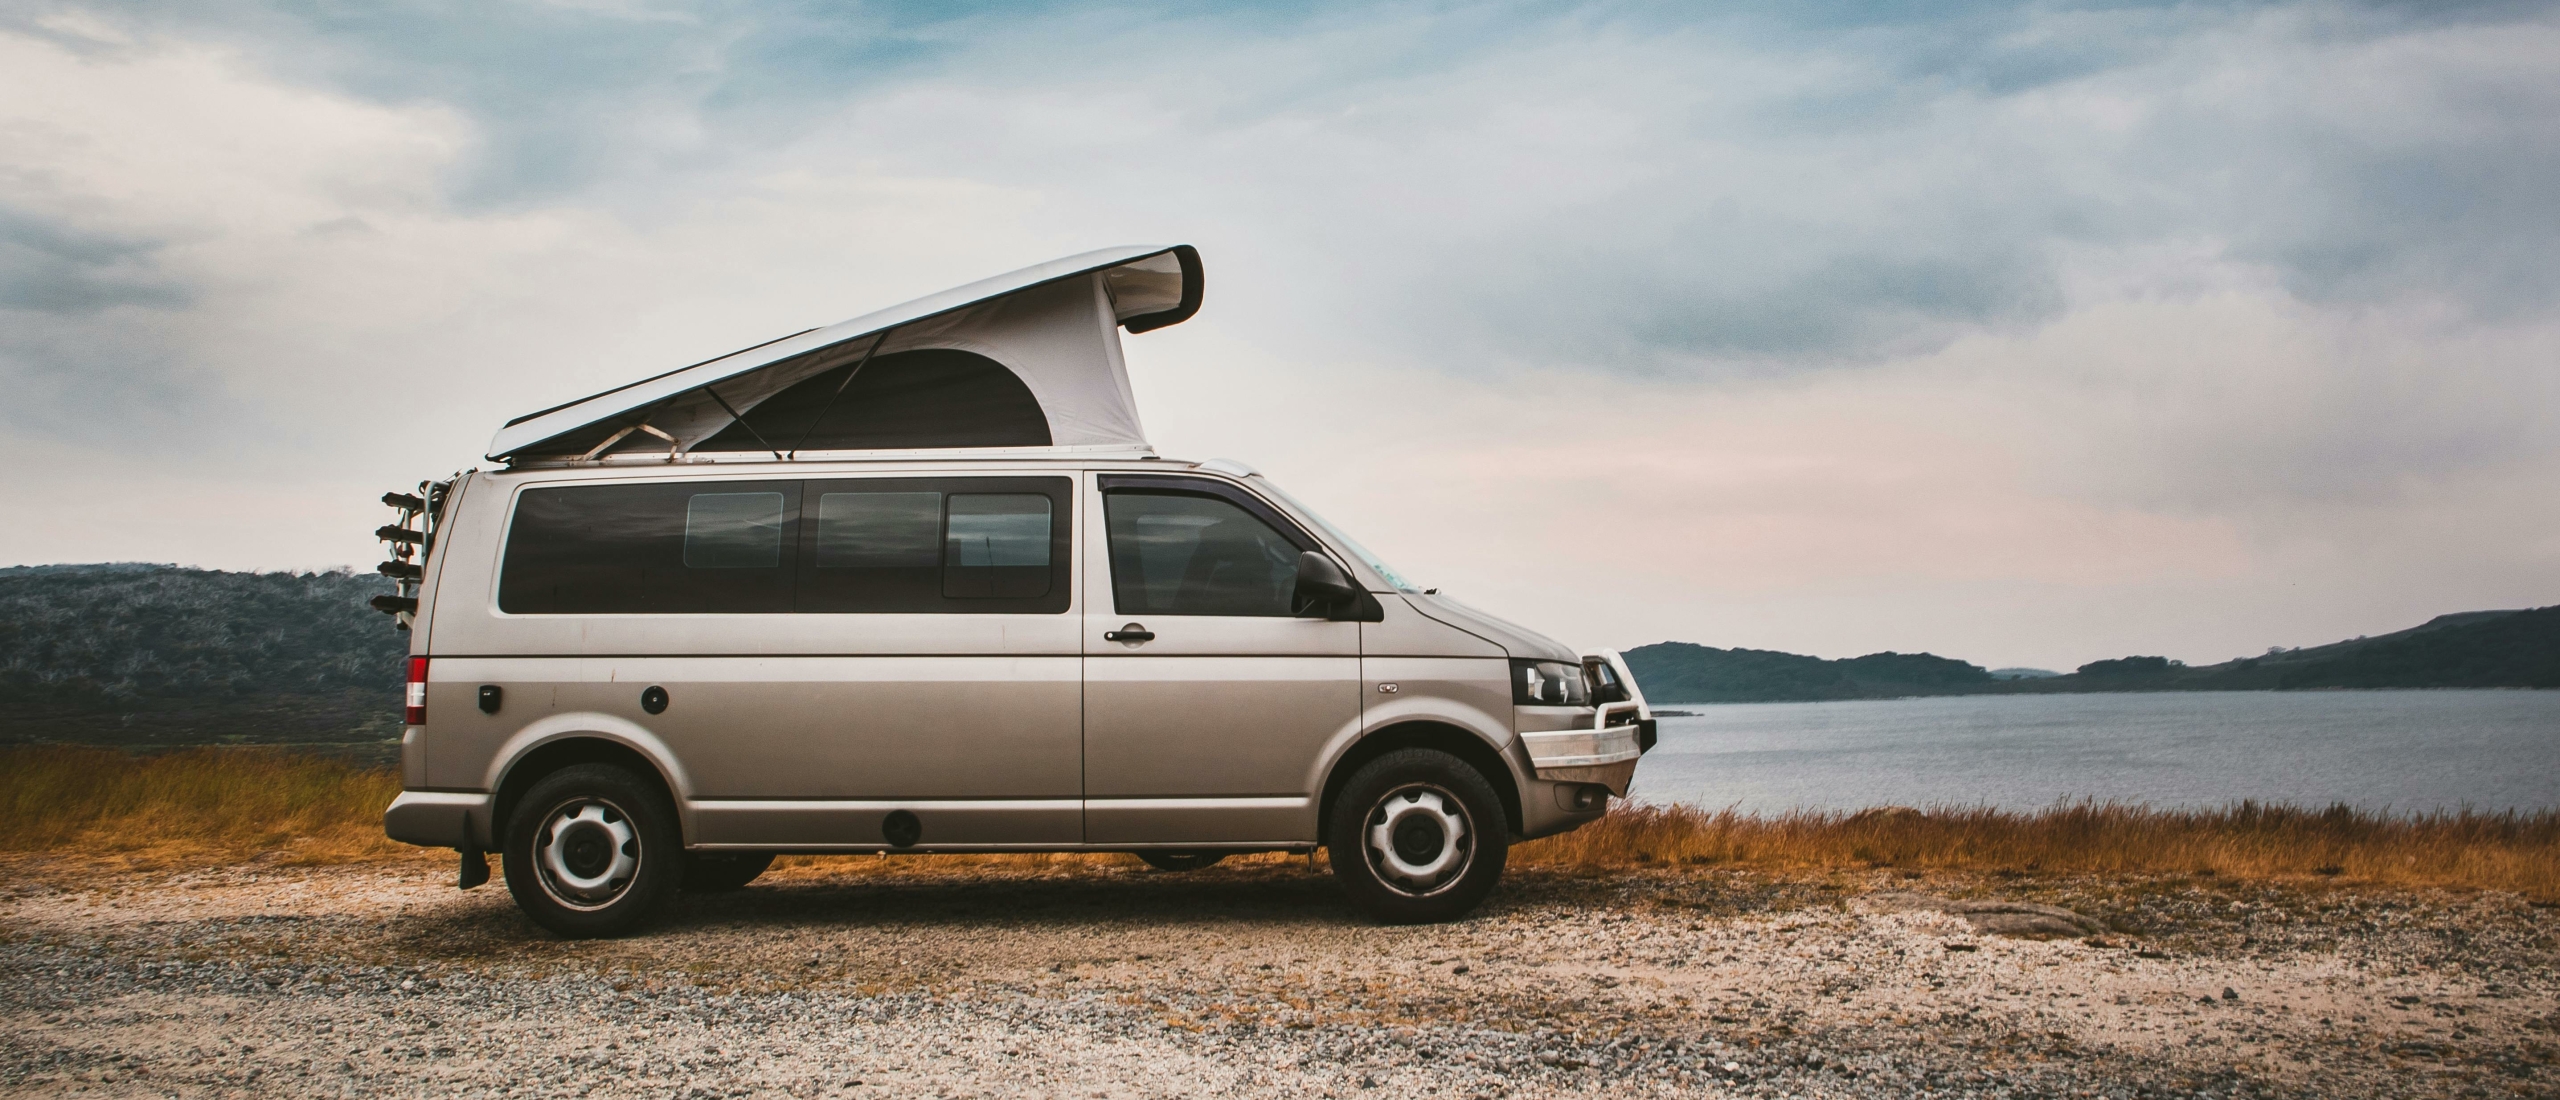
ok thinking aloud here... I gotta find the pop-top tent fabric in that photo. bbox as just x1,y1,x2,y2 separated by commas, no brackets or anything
487,244,1201,463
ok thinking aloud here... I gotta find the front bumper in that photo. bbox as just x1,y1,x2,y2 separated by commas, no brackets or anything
384,790,489,849
1520,722,1647,795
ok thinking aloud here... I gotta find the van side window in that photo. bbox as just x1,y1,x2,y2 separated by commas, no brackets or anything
1104,491,1301,617
813,492,941,568
500,481,801,614
501,476,1072,615
944,494,1052,599
683,492,787,568
796,476,1073,614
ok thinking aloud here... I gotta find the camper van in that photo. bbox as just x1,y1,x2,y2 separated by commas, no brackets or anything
377,245,1653,937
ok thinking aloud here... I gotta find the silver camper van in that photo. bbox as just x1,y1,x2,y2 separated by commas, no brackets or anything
378,246,1654,937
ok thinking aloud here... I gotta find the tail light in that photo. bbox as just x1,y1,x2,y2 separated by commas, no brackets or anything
405,657,429,725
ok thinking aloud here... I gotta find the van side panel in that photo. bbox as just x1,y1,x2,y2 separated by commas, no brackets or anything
420,470,1085,848
660,653,1079,801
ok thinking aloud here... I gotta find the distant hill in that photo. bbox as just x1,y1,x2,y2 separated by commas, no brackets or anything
1621,643,1995,704
2008,606,2560,694
0,564,405,754
1627,605,2560,703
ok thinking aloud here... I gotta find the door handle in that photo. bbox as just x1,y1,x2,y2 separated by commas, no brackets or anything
1104,623,1156,643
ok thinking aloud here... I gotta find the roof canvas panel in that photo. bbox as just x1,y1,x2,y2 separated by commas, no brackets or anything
489,244,1199,463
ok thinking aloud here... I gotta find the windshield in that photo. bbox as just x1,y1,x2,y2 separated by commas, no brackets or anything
1252,477,1424,594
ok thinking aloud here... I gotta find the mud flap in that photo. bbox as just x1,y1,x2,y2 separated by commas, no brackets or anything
458,845,490,890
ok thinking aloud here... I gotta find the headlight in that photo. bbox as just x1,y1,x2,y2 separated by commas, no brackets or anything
1511,658,1590,706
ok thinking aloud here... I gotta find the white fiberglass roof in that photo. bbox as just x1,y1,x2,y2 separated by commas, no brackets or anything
488,244,1201,464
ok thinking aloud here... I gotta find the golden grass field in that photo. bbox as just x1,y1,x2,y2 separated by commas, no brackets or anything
1,746,414,865
4,745,2553,897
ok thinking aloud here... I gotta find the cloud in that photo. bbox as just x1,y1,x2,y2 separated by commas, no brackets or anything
0,206,186,314
0,19,478,445
1358,4,2560,370
21,1,2555,365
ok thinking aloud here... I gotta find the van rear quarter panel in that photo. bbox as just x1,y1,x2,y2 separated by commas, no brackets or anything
424,655,1079,798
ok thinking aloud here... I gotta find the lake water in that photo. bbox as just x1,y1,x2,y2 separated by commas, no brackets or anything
1625,690,2560,814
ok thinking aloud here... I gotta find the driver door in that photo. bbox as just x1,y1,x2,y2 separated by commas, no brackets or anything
1079,474,1362,845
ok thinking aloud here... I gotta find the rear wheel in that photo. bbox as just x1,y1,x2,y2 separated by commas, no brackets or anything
1136,851,1228,872
501,763,680,938
1327,749,1509,924
682,851,775,892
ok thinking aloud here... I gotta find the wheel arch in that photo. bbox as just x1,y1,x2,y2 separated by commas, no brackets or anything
490,735,685,849
1317,720,1523,848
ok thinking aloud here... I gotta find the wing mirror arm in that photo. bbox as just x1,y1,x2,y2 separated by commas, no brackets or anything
1292,551,1383,622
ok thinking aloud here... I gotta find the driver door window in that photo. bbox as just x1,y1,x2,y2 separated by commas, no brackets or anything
1104,492,1299,616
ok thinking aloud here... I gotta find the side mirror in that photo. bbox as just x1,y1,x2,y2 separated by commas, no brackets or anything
1586,659,1631,704
1292,551,1359,617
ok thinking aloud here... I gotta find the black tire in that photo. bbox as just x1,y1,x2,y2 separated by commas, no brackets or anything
1327,749,1509,924
501,763,680,938
1136,851,1228,872
682,851,776,892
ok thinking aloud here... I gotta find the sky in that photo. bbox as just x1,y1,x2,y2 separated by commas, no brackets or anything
2,0,2555,671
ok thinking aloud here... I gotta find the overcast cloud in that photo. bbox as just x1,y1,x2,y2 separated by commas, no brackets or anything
1,0,2554,670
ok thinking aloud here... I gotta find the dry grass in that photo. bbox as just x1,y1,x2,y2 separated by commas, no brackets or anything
0,745,415,866
1513,801,2560,897
5,747,2552,896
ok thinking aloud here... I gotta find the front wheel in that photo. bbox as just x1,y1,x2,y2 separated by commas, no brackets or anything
501,763,680,938
1327,749,1509,924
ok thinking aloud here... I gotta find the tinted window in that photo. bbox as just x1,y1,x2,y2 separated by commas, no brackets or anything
684,492,785,568
813,492,940,567
796,476,1072,614
500,481,800,614
944,494,1052,599
502,476,1071,615
1105,491,1302,616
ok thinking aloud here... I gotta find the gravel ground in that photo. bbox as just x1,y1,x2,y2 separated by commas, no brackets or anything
3,854,2554,1098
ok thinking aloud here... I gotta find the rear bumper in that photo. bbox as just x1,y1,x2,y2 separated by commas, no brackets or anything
1520,723,1644,795
384,790,489,849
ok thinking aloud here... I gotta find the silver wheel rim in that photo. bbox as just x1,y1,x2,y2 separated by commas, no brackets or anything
1364,784,1473,897
535,797,641,911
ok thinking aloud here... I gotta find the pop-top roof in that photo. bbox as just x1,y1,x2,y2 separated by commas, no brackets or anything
488,244,1202,464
